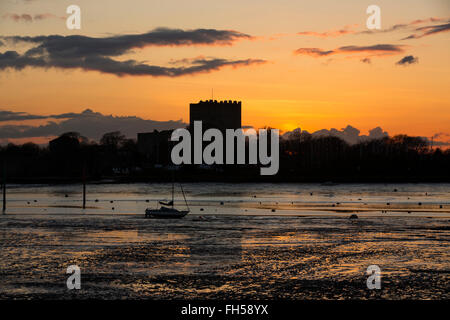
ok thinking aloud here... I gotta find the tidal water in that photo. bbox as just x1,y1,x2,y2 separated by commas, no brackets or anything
0,183,448,299
2,182,450,217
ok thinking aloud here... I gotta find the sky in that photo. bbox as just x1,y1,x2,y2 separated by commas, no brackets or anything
0,0,449,145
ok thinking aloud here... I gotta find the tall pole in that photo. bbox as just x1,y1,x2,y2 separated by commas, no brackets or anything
2,160,6,214
171,171,174,209
82,161,86,210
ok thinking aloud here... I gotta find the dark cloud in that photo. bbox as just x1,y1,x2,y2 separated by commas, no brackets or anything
294,48,334,57
0,109,187,141
294,44,404,58
0,50,47,70
360,17,446,35
0,110,88,122
0,28,263,77
396,55,418,65
296,17,447,39
4,28,252,58
0,50,265,76
0,110,47,121
339,44,404,53
402,22,450,40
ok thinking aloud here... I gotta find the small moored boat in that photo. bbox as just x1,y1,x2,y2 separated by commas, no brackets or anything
145,206,189,219
145,180,190,219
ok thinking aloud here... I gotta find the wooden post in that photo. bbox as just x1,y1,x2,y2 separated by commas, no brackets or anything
82,162,86,210
171,171,174,208
2,160,6,214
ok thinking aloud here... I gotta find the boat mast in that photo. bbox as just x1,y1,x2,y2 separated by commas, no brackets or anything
171,171,174,208
180,183,190,212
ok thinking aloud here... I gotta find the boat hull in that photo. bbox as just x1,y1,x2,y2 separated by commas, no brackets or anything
145,208,189,219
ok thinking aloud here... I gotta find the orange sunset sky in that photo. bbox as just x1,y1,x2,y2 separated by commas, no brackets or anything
0,0,449,145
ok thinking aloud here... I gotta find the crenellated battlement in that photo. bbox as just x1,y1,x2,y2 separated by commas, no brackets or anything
197,100,241,105
190,100,241,131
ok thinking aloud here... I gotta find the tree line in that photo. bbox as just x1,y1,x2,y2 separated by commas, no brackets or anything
0,130,448,182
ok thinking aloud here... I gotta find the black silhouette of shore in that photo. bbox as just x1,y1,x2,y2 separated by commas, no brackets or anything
1,131,449,183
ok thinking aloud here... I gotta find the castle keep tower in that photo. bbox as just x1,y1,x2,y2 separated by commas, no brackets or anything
189,100,241,131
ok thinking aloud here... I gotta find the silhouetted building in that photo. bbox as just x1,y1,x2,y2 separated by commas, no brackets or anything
137,130,173,164
190,100,241,131
137,100,242,166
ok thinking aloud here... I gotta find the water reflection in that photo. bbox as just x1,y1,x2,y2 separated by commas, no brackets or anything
0,183,449,299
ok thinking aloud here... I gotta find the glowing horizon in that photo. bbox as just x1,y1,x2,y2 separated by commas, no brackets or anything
0,0,449,145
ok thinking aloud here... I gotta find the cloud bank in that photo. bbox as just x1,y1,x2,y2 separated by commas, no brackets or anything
283,126,450,147
402,22,450,40
294,44,405,58
283,125,389,145
5,28,253,55
360,17,447,35
0,28,264,77
296,17,448,39
1,109,448,148
0,109,187,141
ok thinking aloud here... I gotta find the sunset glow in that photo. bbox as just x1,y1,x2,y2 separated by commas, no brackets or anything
0,0,449,144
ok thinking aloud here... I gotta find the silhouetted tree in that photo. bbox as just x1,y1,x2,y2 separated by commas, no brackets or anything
0,130,448,182
100,131,126,149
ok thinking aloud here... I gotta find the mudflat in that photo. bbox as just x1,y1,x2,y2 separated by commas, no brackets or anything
0,213,448,299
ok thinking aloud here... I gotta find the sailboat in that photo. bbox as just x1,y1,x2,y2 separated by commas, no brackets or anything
145,181,190,219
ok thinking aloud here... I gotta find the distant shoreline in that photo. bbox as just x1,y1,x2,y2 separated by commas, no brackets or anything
3,175,450,185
